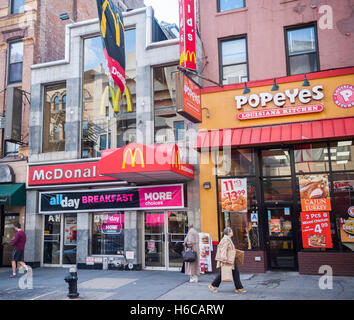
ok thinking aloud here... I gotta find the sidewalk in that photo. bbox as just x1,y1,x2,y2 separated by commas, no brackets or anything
0,267,353,300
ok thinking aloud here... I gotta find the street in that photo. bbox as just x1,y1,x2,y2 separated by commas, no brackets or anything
0,268,353,300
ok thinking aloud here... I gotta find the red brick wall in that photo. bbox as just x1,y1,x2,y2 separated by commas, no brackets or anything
298,252,354,277
210,246,266,274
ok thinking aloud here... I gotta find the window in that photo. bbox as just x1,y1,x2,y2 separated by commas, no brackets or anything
43,83,66,153
91,213,124,255
82,29,136,158
285,24,319,75
295,143,330,173
219,37,248,85
153,65,185,144
218,0,245,12
330,140,354,171
10,0,25,14
8,41,23,84
62,95,66,110
217,149,255,176
262,149,291,176
4,141,19,157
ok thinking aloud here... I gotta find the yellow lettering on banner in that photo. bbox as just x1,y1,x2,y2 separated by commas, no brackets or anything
101,0,125,47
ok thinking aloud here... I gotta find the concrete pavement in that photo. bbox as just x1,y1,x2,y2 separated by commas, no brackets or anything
0,267,353,300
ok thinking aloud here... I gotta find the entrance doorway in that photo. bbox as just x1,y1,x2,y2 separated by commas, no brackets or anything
265,205,297,269
42,214,77,266
144,211,188,270
0,213,19,266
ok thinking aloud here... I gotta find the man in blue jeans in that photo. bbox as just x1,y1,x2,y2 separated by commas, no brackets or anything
9,223,31,278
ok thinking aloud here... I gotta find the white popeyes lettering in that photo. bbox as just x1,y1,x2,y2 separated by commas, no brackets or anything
235,85,324,110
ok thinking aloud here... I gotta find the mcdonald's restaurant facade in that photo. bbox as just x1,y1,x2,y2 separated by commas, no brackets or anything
198,67,354,276
25,7,201,270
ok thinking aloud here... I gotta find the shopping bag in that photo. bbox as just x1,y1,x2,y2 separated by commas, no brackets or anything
221,265,233,282
235,249,244,266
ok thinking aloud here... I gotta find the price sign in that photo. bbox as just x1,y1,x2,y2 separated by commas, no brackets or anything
221,178,247,212
300,212,332,248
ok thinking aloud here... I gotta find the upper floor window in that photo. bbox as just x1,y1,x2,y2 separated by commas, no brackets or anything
218,0,245,12
10,0,25,14
8,41,23,84
219,37,248,85
285,24,319,76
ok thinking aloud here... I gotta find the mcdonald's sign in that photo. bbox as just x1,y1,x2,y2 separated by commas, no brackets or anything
122,146,145,169
172,145,181,170
179,0,197,71
97,0,126,93
100,85,133,115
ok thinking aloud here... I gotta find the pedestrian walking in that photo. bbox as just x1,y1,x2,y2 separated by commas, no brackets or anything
9,223,31,278
183,223,200,283
208,227,246,293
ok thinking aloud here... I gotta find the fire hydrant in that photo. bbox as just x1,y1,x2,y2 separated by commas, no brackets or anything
64,267,79,299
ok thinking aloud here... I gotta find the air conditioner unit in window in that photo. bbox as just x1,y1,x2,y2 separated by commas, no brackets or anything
225,76,241,85
156,135,167,144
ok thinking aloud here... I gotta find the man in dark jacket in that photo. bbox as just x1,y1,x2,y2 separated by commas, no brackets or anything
10,223,30,278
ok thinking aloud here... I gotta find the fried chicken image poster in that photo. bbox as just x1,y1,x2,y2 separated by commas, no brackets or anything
221,178,248,213
298,174,331,212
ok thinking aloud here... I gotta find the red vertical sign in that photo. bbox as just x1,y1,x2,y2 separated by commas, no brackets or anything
179,0,197,70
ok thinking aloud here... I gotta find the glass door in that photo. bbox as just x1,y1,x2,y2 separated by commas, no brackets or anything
62,214,77,265
144,212,166,268
265,205,297,269
144,211,188,270
1,214,20,266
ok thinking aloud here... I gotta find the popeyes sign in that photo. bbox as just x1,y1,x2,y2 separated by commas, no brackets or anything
235,85,325,120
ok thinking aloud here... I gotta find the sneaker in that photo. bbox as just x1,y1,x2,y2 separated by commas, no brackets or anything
208,284,217,293
235,289,247,293
9,274,17,279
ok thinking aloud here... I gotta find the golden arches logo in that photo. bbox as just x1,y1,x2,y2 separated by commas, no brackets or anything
101,0,125,47
180,50,197,66
122,148,145,169
172,146,181,170
100,86,133,115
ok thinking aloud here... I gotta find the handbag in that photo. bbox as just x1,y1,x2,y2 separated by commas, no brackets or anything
235,249,244,266
221,265,233,282
182,249,197,263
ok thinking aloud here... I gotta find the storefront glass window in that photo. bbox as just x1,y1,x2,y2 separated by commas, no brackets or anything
43,83,66,153
92,213,124,255
153,65,185,144
263,178,293,203
82,30,136,158
218,178,260,250
333,172,354,252
295,143,330,173
262,149,291,176
330,140,354,171
217,149,255,176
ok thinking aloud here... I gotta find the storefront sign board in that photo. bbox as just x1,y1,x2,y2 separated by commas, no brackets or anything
39,184,184,213
300,211,332,248
199,233,212,273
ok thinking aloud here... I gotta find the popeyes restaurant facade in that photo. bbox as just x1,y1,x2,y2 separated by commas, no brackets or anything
26,143,197,271
197,67,354,276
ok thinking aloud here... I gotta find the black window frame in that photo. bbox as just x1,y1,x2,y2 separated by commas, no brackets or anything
218,35,249,86
217,0,246,13
9,0,25,15
284,22,320,76
7,40,24,85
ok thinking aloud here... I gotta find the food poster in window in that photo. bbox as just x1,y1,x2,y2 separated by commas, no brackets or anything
339,206,354,243
64,217,77,246
300,212,332,248
221,178,247,213
199,233,212,273
298,174,331,211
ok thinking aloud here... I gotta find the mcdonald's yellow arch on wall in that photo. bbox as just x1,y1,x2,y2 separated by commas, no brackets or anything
97,143,195,183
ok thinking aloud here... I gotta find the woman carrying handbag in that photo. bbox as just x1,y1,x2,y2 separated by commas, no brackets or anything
209,227,246,293
183,222,200,283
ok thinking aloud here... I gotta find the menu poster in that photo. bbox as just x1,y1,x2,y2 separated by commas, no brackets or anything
64,217,77,246
340,207,354,243
269,219,281,234
221,178,247,213
300,212,332,248
298,174,331,212
199,233,213,273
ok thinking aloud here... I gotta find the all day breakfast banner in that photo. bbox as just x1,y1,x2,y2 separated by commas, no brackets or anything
39,185,184,213
298,174,331,211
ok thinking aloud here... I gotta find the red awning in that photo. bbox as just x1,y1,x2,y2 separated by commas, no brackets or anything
97,143,194,183
196,117,354,150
